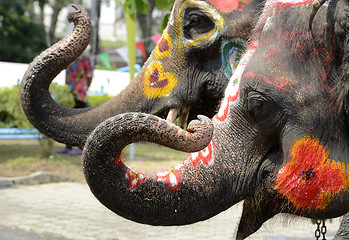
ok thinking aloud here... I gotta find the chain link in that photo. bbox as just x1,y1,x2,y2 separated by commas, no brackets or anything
315,220,326,240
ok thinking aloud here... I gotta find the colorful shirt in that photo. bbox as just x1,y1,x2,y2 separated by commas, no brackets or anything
65,55,93,103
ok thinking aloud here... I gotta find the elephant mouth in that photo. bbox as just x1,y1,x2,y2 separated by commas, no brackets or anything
165,107,191,129
157,98,220,129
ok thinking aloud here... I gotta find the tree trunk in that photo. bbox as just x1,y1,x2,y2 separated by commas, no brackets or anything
49,7,61,43
136,0,155,56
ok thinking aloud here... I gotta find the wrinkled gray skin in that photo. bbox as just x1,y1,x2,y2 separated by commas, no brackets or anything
82,1,349,239
20,1,263,148
335,214,349,240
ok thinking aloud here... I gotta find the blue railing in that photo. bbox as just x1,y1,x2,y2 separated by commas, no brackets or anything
0,128,41,139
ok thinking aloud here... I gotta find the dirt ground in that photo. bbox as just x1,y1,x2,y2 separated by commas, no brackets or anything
0,160,86,182
0,139,186,182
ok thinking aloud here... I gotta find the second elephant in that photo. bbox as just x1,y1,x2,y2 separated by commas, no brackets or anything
20,1,263,148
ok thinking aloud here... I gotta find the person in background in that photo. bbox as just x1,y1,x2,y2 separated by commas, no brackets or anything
55,53,93,155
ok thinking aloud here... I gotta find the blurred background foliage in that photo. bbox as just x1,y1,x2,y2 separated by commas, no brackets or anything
0,0,173,63
118,0,173,31
0,84,111,129
0,0,47,63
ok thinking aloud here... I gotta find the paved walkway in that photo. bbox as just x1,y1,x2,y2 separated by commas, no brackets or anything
0,182,341,240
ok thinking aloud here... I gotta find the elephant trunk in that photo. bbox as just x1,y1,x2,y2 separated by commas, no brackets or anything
20,5,150,148
20,5,92,147
83,113,234,225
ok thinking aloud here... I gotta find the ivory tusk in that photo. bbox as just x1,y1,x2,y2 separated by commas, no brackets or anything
166,108,180,123
178,107,191,130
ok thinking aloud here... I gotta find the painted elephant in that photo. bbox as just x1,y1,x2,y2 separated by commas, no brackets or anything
82,0,349,239
20,1,263,148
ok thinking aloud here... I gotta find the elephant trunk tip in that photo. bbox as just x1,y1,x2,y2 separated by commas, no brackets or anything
68,4,84,24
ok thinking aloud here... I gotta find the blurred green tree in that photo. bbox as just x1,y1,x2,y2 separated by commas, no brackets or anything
88,94,113,107
116,0,174,56
47,0,70,43
0,0,47,63
0,83,74,128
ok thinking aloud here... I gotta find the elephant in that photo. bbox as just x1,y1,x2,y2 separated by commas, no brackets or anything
82,0,349,239
20,1,264,148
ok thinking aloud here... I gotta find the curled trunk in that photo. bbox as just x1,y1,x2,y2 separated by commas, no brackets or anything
82,113,234,225
20,5,148,148
20,5,92,147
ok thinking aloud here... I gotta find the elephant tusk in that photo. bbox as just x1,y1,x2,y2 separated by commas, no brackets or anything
166,108,180,123
166,107,191,130
178,106,191,130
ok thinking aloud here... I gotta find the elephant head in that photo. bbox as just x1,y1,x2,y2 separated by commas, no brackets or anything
20,1,263,148
82,0,349,239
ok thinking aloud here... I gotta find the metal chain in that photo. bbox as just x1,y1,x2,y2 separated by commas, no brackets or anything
315,220,327,240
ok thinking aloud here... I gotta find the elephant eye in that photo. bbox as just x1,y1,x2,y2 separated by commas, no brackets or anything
247,92,279,122
183,8,215,40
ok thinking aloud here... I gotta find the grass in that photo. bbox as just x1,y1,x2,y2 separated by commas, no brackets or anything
0,139,188,182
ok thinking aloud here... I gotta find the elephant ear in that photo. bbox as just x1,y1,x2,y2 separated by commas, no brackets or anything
333,1,349,114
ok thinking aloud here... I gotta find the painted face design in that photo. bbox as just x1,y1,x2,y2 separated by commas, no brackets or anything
215,41,258,123
156,164,184,192
154,31,173,59
222,41,245,78
125,168,147,191
255,0,342,210
142,61,178,99
275,136,348,210
180,0,224,48
115,141,215,193
185,141,215,167
142,0,258,99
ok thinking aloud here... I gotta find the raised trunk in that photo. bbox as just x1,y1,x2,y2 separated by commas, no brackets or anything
82,112,236,225
20,5,152,148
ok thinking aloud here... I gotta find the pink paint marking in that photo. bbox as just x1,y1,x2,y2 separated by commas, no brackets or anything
206,0,251,12
266,0,313,7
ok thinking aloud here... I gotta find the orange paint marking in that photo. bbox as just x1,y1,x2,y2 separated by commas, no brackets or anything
275,136,348,210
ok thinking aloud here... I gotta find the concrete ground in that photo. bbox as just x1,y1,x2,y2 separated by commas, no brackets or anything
0,181,341,240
